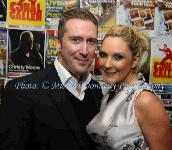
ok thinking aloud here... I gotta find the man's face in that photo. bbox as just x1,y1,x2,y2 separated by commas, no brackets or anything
59,19,97,80
157,2,163,9
21,32,34,52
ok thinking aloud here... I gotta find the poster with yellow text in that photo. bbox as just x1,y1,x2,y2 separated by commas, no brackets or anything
7,0,45,27
150,37,172,83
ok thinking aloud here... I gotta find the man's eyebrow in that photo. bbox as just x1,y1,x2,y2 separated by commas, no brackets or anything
69,36,82,39
87,37,97,40
87,38,97,43
69,36,97,41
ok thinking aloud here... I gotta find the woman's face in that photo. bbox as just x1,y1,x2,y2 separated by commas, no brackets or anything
99,37,137,84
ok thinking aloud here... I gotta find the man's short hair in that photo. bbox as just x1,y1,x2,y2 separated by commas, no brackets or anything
20,31,33,41
58,8,98,43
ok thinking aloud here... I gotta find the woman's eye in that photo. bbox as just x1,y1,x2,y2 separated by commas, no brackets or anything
114,54,124,61
99,51,106,58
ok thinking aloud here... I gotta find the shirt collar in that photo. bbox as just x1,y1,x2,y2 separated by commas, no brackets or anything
54,58,92,100
54,58,72,85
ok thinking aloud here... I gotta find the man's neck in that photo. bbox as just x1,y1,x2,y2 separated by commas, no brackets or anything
58,57,88,83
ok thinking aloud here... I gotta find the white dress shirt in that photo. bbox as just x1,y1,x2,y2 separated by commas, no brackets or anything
54,58,92,101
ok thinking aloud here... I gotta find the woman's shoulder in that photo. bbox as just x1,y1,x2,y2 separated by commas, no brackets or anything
133,80,159,106
134,86,166,122
123,81,154,96
136,89,159,106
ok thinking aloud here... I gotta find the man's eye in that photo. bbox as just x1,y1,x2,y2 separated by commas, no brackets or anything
72,38,81,44
99,51,106,58
87,40,96,45
114,54,124,61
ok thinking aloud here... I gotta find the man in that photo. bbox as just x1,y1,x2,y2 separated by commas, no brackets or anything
10,31,44,70
154,0,168,33
116,0,131,25
0,8,103,150
159,43,172,64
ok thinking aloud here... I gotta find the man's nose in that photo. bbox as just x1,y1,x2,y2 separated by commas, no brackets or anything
80,42,88,56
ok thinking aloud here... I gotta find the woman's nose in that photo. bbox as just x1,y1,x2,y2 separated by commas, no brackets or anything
104,57,113,68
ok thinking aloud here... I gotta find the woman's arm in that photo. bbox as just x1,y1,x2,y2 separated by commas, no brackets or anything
135,91,172,150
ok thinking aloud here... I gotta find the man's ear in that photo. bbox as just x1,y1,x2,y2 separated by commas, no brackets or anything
132,53,139,69
56,40,61,51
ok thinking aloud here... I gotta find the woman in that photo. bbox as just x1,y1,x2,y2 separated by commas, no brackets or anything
86,25,172,150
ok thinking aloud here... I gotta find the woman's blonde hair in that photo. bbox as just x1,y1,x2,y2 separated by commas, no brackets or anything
103,25,150,73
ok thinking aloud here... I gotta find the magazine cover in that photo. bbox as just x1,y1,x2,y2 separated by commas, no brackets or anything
80,0,103,18
0,0,7,27
45,30,60,66
98,1,116,36
80,0,116,36
116,0,155,36
151,83,172,123
7,0,45,27
150,37,172,83
45,0,63,29
63,0,80,12
8,29,45,78
154,0,172,37
0,28,7,77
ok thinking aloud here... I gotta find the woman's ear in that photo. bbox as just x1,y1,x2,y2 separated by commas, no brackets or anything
132,53,140,69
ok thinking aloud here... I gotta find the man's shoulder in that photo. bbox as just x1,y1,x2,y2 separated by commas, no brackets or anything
10,48,20,55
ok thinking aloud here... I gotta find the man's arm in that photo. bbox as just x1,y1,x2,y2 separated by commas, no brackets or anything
0,81,35,150
159,47,164,51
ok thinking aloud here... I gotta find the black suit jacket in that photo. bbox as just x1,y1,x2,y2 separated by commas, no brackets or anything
0,65,102,150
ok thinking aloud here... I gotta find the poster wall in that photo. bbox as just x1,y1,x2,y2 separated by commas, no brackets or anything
0,0,171,122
